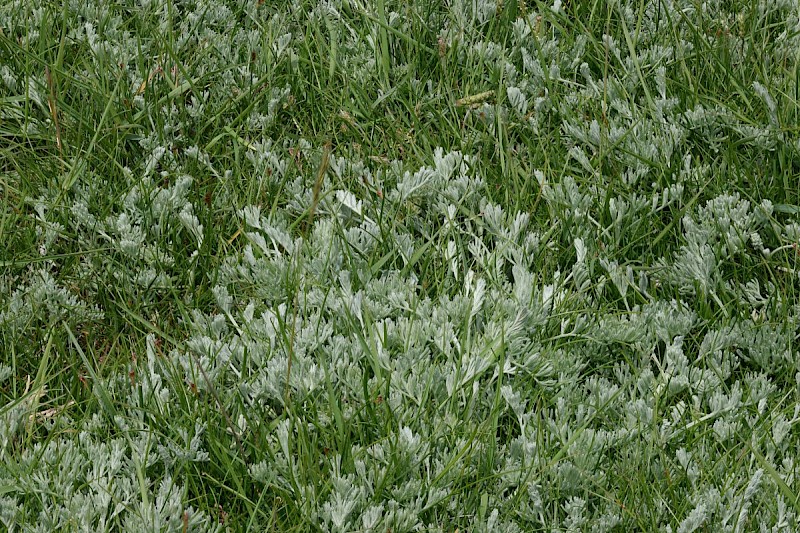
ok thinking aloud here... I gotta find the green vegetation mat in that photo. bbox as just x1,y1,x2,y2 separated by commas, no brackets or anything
1,0,799,530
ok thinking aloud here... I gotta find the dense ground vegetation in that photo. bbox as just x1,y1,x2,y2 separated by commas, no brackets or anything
1,0,800,530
